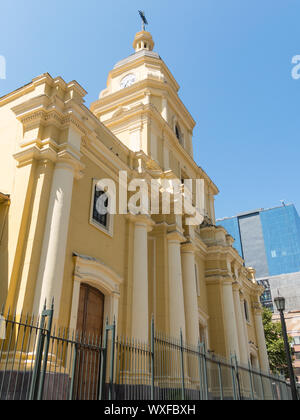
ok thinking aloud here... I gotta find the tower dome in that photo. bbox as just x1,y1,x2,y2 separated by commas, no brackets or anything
133,31,155,52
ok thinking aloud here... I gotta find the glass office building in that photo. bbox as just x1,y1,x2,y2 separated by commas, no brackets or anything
217,204,300,311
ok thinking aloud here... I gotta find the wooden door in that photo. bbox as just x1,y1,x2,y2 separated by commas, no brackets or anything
75,284,105,400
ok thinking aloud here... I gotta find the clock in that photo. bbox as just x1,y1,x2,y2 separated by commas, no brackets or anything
120,74,136,89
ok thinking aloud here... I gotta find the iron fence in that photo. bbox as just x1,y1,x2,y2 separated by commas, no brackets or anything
0,304,297,401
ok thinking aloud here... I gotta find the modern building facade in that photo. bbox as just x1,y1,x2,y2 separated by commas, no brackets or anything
217,204,300,312
0,28,269,375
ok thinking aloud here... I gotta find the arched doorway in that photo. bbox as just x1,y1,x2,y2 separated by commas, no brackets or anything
75,284,105,400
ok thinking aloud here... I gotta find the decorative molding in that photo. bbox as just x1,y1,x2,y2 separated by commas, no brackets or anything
73,253,123,296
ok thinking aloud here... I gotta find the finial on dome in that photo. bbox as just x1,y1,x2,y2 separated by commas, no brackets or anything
138,10,148,31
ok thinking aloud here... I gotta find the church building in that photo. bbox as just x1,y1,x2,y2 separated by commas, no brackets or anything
0,28,269,372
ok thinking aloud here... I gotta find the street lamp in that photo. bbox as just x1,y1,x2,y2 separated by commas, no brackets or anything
274,295,298,400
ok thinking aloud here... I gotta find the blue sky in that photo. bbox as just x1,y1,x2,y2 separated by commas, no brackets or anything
1,0,299,219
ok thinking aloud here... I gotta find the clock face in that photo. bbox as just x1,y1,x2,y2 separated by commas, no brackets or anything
120,74,136,89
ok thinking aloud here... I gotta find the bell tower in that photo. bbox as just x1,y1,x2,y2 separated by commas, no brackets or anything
90,27,196,178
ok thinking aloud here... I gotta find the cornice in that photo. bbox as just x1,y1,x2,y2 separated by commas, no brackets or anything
205,275,227,286
11,96,89,140
13,144,85,180
91,77,196,130
105,53,180,93
167,229,186,243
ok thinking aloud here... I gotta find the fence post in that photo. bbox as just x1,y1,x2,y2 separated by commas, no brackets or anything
197,341,203,400
29,302,52,400
217,363,224,401
201,341,209,400
248,360,255,400
150,317,155,400
230,354,240,401
259,369,265,400
269,374,276,401
234,355,242,400
278,375,284,400
98,319,109,401
69,333,79,400
37,300,54,400
179,329,185,401
108,318,116,401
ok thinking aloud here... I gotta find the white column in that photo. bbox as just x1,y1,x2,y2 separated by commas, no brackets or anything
167,231,186,340
181,243,199,345
233,285,248,363
222,281,241,359
254,308,270,372
130,215,154,342
34,159,76,319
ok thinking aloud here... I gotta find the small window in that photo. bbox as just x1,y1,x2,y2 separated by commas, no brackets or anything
175,124,181,140
175,123,184,146
271,250,277,258
293,336,300,345
90,180,113,236
244,300,250,323
93,188,108,228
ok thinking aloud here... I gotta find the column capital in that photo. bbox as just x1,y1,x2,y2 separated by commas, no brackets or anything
56,150,85,180
232,281,241,293
126,214,155,232
253,302,263,316
181,241,197,254
167,230,186,244
222,277,234,287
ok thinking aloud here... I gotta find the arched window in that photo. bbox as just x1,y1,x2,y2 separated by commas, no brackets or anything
244,300,250,323
175,123,184,146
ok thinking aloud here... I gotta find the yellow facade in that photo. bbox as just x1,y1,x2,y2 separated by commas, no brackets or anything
0,30,269,371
